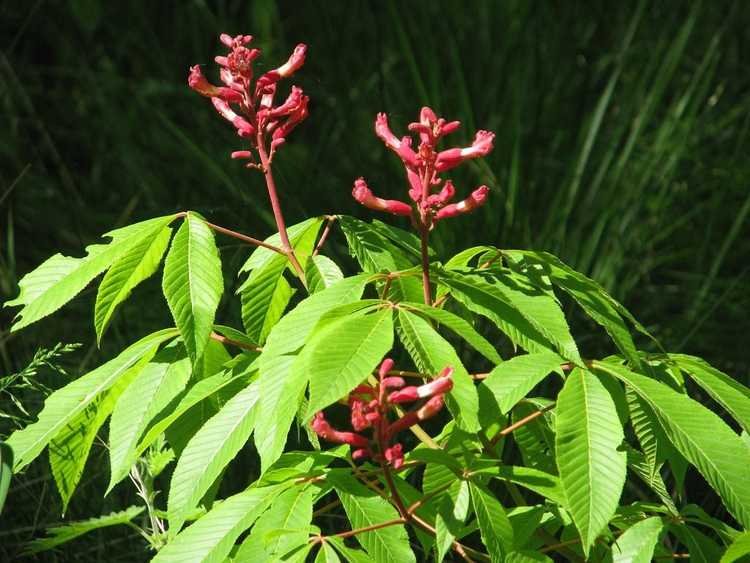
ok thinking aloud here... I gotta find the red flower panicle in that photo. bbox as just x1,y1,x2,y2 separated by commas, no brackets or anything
353,107,495,224
311,359,453,468
188,34,309,167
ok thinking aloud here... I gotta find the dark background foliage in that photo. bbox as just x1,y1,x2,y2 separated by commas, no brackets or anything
1,0,749,559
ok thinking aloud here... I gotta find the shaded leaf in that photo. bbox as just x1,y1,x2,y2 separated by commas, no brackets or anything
470,481,514,562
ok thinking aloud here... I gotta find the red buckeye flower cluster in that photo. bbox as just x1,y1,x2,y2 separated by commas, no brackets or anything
188,34,308,167
352,107,495,224
311,359,453,469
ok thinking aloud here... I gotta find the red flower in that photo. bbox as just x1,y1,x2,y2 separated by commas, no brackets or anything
188,33,309,165
311,358,453,468
354,107,494,224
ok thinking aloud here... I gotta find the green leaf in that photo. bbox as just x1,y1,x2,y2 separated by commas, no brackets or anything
327,537,375,563
721,531,750,563
107,345,191,492
238,218,322,343
480,352,563,415
595,360,750,528
468,462,566,506
338,215,422,302
6,214,178,332
315,543,342,563
254,354,302,473
306,308,393,417
167,379,261,534
152,484,285,563
401,301,503,365
234,485,313,561
624,446,679,515
555,368,626,555
162,212,223,363
396,309,480,432
503,250,642,365
331,472,415,563
134,359,255,460
439,269,581,364
239,217,323,274
626,387,676,483
6,329,177,472
23,506,144,555
512,401,557,475
306,255,344,293
0,443,12,515
50,351,149,512
672,354,750,434
612,517,663,563
470,481,514,562
263,275,371,359
94,224,173,343
670,523,724,563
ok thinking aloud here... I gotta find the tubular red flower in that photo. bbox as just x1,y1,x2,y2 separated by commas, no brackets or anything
434,186,490,220
388,369,453,403
375,114,419,168
257,44,307,88
311,412,369,448
425,180,456,208
211,98,255,137
435,130,495,172
379,358,396,378
352,179,412,216
416,394,445,421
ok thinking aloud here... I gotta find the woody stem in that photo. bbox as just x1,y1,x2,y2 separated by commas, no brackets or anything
256,134,307,286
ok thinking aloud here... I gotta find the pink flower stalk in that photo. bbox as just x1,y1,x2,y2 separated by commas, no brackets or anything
188,34,309,165
354,107,495,226
311,358,453,468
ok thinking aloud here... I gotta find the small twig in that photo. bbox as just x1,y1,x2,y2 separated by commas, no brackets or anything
311,517,406,543
381,275,394,301
488,403,555,447
203,220,286,254
313,215,337,257
210,332,261,353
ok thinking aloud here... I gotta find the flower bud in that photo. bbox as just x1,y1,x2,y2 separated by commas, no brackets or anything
384,444,404,469
257,44,307,88
416,394,445,421
379,358,396,378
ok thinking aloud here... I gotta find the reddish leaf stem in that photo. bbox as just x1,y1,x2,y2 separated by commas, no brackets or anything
209,331,261,352
312,215,336,257
202,220,285,254
488,403,555,447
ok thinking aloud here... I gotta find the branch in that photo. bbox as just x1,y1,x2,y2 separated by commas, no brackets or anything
488,403,555,447
210,332,261,353
312,215,337,257
203,220,286,254
312,517,406,543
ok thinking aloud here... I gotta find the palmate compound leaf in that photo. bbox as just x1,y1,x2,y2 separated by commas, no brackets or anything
152,483,287,563
49,350,153,512
6,328,178,472
437,268,582,365
167,378,261,534
329,471,416,563
107,344,192,492
238,217,323,344
396,309,480,432
5,214,178,332
594,360,750,529
555,368,626,556
305,307,394,419
94,223,173,344
162,211,223,363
